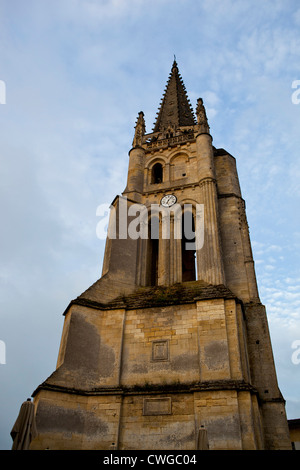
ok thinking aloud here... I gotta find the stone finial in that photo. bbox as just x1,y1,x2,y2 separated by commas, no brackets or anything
132,111,146,147
196,98,210,134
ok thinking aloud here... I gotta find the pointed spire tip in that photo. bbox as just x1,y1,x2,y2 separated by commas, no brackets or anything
153,57,196,132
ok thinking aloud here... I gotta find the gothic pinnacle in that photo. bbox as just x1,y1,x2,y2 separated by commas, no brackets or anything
196,98,210,134
132,111,146,147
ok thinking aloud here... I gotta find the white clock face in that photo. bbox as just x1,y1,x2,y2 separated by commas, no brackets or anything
160,194,177,207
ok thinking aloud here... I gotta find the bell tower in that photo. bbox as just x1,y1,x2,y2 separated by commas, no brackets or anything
30,60,291,450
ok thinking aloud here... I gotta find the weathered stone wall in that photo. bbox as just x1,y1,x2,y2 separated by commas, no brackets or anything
243,302,291,449
31,391,122,450
31,294,280,450
53,305,126,390
215,151,259,303
31,388,264,450
47,295,248,391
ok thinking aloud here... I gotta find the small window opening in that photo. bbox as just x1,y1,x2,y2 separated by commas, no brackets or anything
151,163,163,184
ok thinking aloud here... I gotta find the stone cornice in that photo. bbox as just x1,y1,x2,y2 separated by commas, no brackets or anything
32,379,259,398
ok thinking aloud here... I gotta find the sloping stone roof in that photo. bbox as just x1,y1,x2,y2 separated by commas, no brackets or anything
66,281,238,314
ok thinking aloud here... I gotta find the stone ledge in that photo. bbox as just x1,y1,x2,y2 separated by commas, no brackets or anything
33,379,258,398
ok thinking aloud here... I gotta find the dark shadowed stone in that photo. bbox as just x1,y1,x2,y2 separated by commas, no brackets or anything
36,401,109,437
204,340,228,370
59,310,116,383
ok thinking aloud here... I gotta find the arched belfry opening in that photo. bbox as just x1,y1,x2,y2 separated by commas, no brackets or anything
147,214,160,286
151,163,163,184
181,209,196,282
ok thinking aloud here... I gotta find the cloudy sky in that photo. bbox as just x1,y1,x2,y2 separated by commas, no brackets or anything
1,0,300,449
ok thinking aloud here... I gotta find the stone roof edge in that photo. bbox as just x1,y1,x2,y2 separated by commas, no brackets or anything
62,284,241,316
32,379,258,398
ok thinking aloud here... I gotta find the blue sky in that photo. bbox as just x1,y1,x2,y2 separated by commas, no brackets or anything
0,0,300,449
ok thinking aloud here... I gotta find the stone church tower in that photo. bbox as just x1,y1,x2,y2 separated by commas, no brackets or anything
30,60,291,450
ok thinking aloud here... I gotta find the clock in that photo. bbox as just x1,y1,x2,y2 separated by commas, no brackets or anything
160,194,177,207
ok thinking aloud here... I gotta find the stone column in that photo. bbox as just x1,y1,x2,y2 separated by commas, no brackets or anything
197,177,225,285
158,212,170,286
123,112,146,202
124,145,145,203
195,99,225,285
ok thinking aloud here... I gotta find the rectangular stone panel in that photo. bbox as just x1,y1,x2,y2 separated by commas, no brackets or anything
151,340,169,361
143,397,172,416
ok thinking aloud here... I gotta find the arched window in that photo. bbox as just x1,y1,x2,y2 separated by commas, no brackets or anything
181,210,197,282
151,163,163,184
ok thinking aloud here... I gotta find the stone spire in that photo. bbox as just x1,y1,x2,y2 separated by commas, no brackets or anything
153,59,196,133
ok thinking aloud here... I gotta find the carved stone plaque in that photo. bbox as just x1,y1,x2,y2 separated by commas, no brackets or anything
152,340,169,362
143,397,172,416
